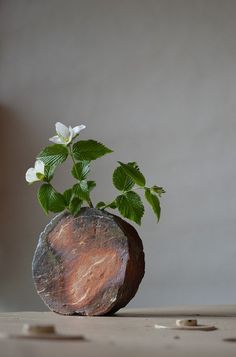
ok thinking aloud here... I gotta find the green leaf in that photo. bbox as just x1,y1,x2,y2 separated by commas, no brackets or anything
145,188,161,222
96,201,106,209
117,161,146,187
37,184,65,214
71,161,90,180
113,165,135,191
43,165,54,182
87,180,96,192
96,200,117,210
73,180,89,201
72,140,113,161
108,201,117,209
116,191,144,225
69,195,83,216
151,185,166,197
63,188,73,206
37,144,68,179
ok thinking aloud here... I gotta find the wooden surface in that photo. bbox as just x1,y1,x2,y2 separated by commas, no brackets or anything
1,306,236,356
33,209,145,316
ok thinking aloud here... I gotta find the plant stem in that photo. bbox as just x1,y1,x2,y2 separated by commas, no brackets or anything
68,144,94,208
132,186,143,192
87,199,94,208
68,144,77,169
101,203,112,210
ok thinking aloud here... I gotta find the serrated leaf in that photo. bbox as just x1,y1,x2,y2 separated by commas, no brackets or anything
37,184,65,214
108,200,117,209
87,180,96,192
145,188,161,222
96,201,106,209
73,180,89,201
43,165,54,182
37,144,68,166
118,161,146,187
116,191,144,225
72,140,113,161
113,165,135,191
69,195,83,216
63,188,73,206
80,179,88,191
37,144,68,179
71,161,90,180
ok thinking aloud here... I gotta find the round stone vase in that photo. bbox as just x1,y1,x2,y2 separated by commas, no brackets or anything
32,208,145,316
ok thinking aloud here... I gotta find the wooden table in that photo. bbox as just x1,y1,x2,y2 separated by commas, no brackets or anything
1,306,236,356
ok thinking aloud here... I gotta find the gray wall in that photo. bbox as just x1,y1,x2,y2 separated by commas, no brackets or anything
1,0,236,311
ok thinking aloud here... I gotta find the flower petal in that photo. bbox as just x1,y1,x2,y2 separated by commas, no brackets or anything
35,160,45,174
55,122,70,139
67,126,74,144
49,135,64,144
72,124,86,137
25,168,38,183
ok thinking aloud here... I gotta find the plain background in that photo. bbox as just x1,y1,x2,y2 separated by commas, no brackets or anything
0,0,236,312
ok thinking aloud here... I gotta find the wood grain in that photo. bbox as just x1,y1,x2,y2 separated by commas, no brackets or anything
32,208,145,316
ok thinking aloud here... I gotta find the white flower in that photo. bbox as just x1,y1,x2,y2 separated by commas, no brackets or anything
25,160,45,183
49,122,86,145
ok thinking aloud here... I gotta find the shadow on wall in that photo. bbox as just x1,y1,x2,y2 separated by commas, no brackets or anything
0,106,45,311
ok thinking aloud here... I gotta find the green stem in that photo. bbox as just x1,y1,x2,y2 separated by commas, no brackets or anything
102,203,113,210
68,144,94,208
68,144,77,169
85,198,93,208
131,186,143,192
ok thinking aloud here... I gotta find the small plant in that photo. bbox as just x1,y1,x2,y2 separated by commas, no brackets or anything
26,122,165,225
